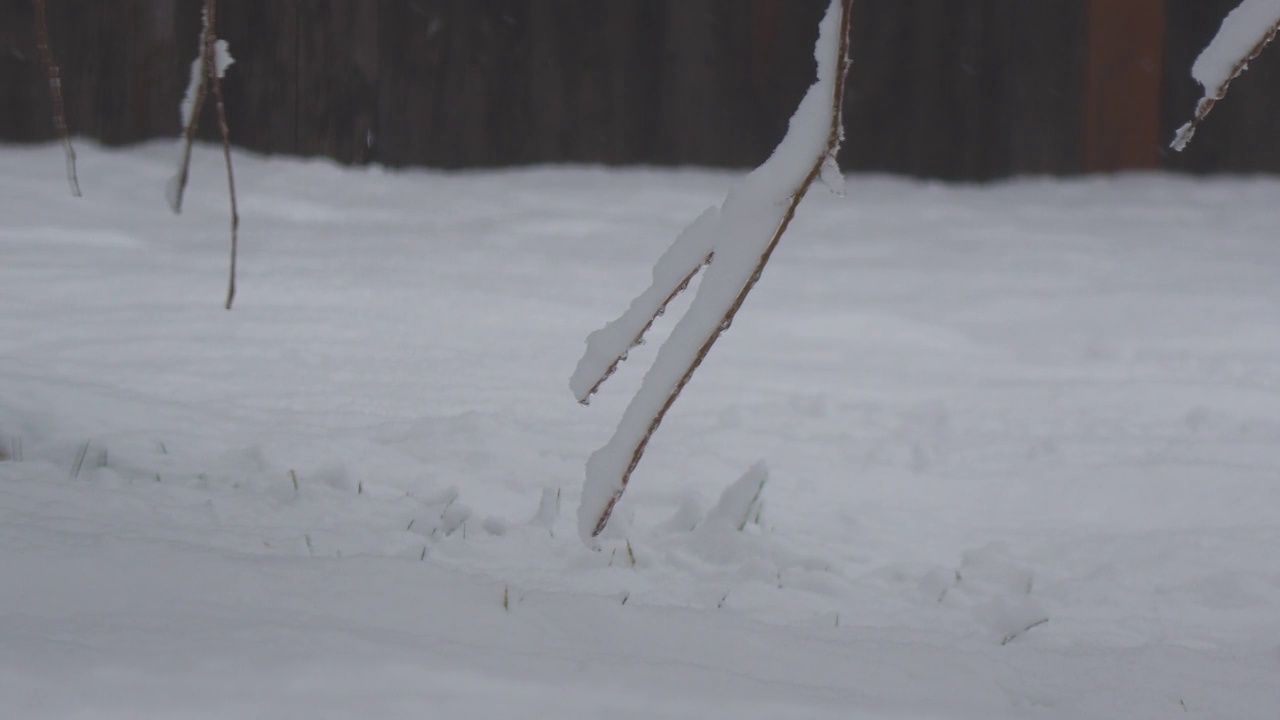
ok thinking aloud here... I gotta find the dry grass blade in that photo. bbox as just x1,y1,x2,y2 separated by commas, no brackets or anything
1000,617,1049,646
169,1,216,214
588,0,854,538
70,439,90,479
33,0,80,197
1172,17,1280,151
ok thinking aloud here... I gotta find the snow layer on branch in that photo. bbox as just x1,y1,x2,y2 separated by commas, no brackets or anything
569,206,719,403
576,0,844,544
178,54,204,130
214,39,235,79
1192,0,1280,90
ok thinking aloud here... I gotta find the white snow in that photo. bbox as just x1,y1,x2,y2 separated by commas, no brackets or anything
177,51,204,131
575,0,846,543
213,39,234,79
4,141,1280,718
569,205,717,403
1173,0,1280,150
702,460,768,532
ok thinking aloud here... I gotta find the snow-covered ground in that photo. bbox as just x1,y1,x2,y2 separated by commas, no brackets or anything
2,142,1279,719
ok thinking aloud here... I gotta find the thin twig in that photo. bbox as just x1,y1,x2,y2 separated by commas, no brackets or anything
1172,18,1280,151
208,13,239,311
170,2,216,214
589,0,854,538
32,0,80,197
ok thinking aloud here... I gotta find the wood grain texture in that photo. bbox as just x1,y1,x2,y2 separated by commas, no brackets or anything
0,0,1272,177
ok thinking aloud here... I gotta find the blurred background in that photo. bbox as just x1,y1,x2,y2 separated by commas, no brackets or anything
2,0,1278,181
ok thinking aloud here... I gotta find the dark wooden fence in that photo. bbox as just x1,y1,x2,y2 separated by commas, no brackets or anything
1,0,1277,179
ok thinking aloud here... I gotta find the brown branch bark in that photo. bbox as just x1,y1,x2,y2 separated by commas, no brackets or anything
33,0,80,197
588,0,854,538
576,251,713,405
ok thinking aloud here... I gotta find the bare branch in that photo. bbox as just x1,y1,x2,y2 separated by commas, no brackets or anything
573,251,713,405
32,0,80,197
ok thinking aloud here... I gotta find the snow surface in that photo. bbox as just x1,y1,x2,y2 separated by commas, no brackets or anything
575,0,845,543
4,142,1280,718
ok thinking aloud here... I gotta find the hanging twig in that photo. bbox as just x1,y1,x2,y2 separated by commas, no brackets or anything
207,12,239,310
571,251,713,405
168,1,216,214
578,0,854,541
168,0,239,309
32,0,80,197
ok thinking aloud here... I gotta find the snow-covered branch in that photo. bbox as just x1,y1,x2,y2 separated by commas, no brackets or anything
574,0,854,545
1172,0,1280,151
569,210,717,404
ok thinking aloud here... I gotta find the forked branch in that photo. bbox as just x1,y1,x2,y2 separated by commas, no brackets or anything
577,0,854,542
571,247,714,404
168,0,239,309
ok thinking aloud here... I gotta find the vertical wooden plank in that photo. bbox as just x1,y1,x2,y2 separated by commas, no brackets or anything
377,0,534,169
651,0,770,166
213,2,300,155
842,0,910,174
955,0,1014,180
130,0,185,139
844,0,1016,180
375,0,443,168
92,0,162,145
1006,0,1085,175
38,0,152,146
752,0,828,165
296,0,377,164
41,0,102,141
523,0,661,165
606,1,665,164
0,0,52,142
99,0,141,144
36,0,1280,178
1083,0,1165,171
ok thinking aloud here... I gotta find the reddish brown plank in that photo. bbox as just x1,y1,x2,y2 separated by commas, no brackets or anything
1084,0,1165,171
